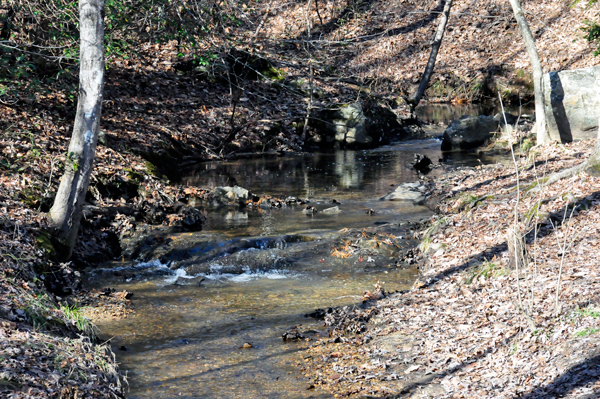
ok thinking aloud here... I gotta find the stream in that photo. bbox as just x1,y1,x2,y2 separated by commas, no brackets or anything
89,107,516,398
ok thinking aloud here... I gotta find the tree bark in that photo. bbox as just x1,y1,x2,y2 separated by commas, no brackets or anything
408,0,453,113
49,0,105,258
507,0,553,144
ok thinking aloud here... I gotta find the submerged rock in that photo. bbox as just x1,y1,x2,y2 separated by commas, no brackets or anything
282,328,306,341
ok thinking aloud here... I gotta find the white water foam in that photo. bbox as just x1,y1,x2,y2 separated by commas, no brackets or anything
162,268,198,285
93,259,171,274
193,266,298,283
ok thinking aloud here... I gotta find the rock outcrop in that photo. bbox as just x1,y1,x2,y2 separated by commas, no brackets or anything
309,100,421,149
544,66,600,142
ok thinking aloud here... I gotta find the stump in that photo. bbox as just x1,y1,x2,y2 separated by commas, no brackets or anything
507,226,529,270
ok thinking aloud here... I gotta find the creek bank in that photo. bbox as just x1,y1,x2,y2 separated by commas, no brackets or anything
299,140,600,398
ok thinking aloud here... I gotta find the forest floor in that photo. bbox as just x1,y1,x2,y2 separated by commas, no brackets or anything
300,139,600,398
2,0,600,397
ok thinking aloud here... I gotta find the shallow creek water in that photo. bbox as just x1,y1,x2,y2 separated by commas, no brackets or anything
89,135,505,398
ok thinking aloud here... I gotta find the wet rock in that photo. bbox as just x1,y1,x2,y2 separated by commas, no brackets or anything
362,282,387,301
177,205,205,231
322,206,340,214
307,304,379,336
212,186,249,206
411,153,432,174
380,182,427,205
282,327,306,341
285,196,300,205
494,112,519,126
302,206,318,214
441,115,498,151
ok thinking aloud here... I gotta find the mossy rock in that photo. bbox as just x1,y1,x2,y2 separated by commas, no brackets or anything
262,65,286,81
35,231,57,257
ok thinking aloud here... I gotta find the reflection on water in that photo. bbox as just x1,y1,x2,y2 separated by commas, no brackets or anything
183,139,505,237
415,103,534,125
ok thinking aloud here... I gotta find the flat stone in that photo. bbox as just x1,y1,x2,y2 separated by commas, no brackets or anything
381,186,426,205
322,206,341,214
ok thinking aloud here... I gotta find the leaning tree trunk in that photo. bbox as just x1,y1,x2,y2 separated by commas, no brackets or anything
408,0,453,113
49,0,105,259
508,0,554,144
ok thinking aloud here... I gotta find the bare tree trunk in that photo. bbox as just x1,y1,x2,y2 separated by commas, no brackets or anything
49,0,105,258
507,0,553,144
408,0,453,113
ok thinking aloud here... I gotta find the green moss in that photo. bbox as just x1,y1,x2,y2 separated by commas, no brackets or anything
35,232,57,257
125,168,144,183
520,138,535,153
466,261,507,284
575,327,600,337
145,161,161,178
261,65,286,81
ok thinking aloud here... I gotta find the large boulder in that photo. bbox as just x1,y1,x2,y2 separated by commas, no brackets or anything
310,100,417,148
332,103,371,145
441,115,498,151
544,66,600,142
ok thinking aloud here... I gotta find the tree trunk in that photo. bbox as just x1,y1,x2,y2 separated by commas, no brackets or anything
49,0,105,259
507,0,553,144
408,0,453,113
